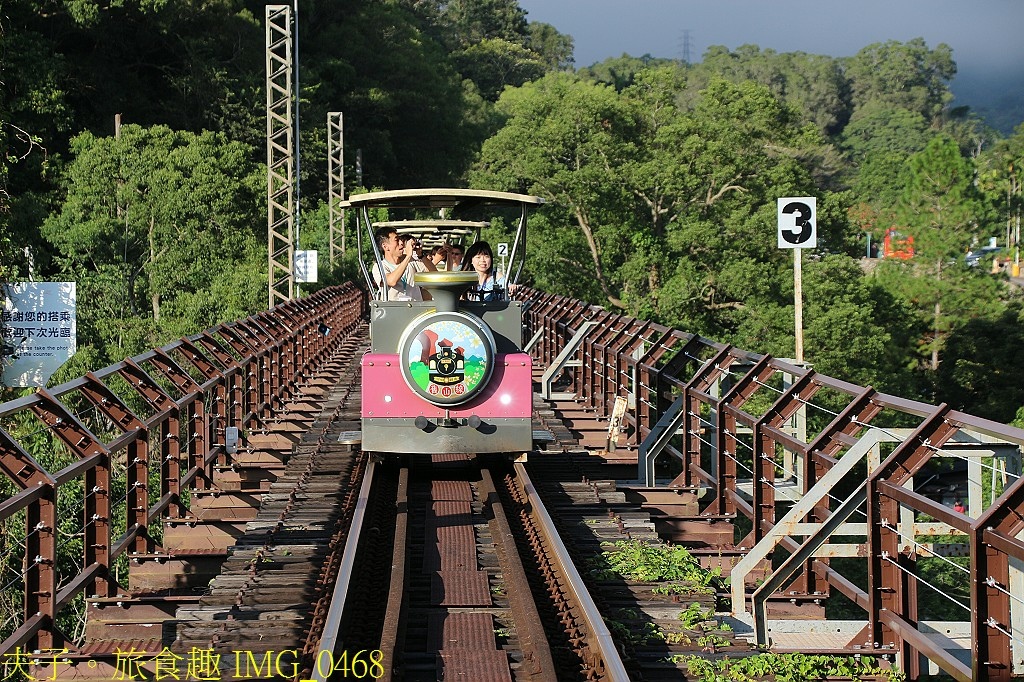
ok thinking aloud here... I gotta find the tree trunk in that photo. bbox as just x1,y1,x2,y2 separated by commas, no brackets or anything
149,215,160,322
573,205,625,309
648,262,660,305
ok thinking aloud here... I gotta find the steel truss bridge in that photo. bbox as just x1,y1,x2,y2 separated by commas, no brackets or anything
2,283,1023,681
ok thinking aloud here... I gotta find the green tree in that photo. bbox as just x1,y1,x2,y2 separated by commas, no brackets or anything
4,0,264,143
634,78,824,341
453,37,547,101
976,122,1024,261
843,38,956,123
474,68,844,348
696,45,851,136
439,0,529,47
802,255,917,390
526,21,574,71
840,104,933,210
298,0,478,190
888,135,990,369
579,54,677,92
473,72,636,307
936,305,1024,422
41,125,265,361
0,123,13,283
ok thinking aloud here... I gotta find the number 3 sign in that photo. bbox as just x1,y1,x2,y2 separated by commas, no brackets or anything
777,197,816,249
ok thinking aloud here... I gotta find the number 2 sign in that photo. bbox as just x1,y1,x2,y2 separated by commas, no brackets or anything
777,198,816,249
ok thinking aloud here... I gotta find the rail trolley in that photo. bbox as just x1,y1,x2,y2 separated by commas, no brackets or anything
344,188,545,455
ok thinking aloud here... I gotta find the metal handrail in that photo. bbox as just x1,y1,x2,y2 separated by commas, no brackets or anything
0,283,365,653
516,285,1024,682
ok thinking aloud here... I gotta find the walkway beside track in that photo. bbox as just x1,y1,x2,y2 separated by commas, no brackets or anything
170,329,366,675
76,338,365,677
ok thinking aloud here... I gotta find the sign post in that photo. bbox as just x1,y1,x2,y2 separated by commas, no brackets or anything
777,198,816,363
295,250,319,283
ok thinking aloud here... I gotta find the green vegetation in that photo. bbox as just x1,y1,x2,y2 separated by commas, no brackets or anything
474,59,1024,408
590,539,723,595
1,2,1021,426
2,0,1024,656
678,601,711,629
681,652,905,682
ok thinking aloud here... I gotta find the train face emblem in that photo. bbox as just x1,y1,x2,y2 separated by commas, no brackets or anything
399,313,495,406
429,344,464,389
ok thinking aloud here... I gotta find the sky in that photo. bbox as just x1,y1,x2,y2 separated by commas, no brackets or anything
517,0,1024,104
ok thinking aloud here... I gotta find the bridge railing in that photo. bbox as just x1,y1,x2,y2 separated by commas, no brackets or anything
520,286,1024,682
0,283,365,655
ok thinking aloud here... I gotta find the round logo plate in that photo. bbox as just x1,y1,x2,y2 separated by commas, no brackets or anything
398,312,496,406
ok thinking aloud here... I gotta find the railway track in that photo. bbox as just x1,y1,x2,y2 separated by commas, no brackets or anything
71,323,630,681
328,453,630,682
185,394,895,682
210,377,743,682
167,326,370,679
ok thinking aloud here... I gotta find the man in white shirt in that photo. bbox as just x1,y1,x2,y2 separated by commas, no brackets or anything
372,228,437,300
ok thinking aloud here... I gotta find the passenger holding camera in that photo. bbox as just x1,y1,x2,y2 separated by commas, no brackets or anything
372,229,439,301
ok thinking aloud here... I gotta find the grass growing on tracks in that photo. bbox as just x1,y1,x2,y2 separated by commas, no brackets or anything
678,652,906,681
589,539,724,595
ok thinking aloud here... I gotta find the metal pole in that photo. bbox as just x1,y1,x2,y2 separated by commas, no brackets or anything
265,5,294,307
293,0,301,297
328,112,345,265
794,248,804,363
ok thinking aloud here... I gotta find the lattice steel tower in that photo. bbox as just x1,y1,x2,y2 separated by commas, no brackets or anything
328,112,345,265
266,5,294,308
680,29,692,64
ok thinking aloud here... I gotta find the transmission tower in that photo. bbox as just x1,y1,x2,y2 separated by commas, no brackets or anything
680,29,692,64
328,112,345,266
266,5,294,308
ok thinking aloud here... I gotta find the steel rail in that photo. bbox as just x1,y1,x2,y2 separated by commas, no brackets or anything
479,463,559,681
370,457,560,681
513,461,631,681
377,465,409,678
310,454,378,682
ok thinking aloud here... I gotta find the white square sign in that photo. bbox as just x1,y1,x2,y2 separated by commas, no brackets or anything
2,282,77,387
295,250,319,283
778,197,816,249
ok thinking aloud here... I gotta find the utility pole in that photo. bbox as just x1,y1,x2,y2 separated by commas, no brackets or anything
292,0,302,298
680,29,692,64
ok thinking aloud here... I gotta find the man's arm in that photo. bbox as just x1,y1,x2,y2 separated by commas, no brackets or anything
421,251,439,272
384,241,416,287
